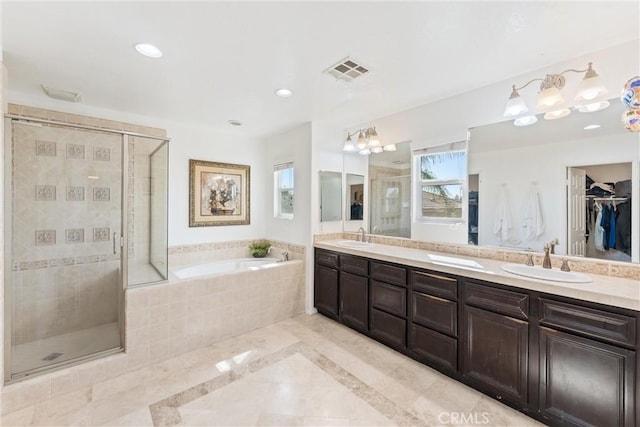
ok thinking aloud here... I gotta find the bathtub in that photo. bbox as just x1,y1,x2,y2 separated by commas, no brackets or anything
172,257,281,279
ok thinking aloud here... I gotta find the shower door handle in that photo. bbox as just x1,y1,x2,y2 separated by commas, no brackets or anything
113,232,117,254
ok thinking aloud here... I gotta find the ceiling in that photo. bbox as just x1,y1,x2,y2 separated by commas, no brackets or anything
3,1,638,138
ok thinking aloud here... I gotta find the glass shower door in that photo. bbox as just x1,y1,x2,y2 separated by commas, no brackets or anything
7,120,124,379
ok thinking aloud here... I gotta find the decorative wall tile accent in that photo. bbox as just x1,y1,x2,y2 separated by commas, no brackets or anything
93,227,110,242
35,185,56,201
94,146,111,161
65,228,84,244
66,186,85,201
93,187,110,201
66,143,85,159
35,140,56,157
35,230,56,246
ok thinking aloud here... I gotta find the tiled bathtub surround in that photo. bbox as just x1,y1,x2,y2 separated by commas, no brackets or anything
316,233,640,281
168,238,306,267
1,258,305,416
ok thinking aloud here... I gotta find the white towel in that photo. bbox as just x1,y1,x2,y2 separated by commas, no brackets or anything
522,190,544,241
493,187,512,242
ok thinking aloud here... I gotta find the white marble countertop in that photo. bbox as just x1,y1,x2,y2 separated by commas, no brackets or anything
315,240,640,312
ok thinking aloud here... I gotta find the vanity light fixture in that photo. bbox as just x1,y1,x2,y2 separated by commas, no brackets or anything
134,43,163,58
505,62,609,124
343,126,396,154
513,115,538,127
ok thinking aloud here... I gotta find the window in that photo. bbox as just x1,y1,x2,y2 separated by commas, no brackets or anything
414,141,467,221
274,162,294,219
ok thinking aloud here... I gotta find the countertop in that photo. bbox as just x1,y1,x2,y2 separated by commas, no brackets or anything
315,240,640,312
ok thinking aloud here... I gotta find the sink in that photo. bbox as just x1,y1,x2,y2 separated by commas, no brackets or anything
501,263,593,283
336,240,370,248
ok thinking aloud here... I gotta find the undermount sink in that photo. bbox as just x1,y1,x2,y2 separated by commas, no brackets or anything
336,240,370,248
501,263,593,283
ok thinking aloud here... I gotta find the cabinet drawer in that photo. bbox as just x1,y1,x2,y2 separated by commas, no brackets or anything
409,323,457,371
371,280,407,317
340,254,368,276
316,250,339,269
371,308,407,350
539,298,637,347
410,270,457,300
464,281,529,320
412,291,457,337
370,261,406,287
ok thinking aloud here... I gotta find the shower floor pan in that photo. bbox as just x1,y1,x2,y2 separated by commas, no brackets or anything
12,322,121,375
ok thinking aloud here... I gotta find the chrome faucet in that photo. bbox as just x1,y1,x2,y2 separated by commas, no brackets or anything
357,227,366,242
548,237,559,254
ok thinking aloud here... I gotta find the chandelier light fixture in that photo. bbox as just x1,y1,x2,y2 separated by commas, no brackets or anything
343,126,396,154
504,62,609,126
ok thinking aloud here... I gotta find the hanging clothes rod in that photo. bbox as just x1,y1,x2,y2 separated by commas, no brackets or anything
588,196,628,201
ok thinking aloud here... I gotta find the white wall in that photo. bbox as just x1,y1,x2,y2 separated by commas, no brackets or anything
344,39,640,244
264,123,312,246
5,91,267,247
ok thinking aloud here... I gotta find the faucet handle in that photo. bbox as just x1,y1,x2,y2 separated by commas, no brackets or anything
561,257,570,272
525,253,534,267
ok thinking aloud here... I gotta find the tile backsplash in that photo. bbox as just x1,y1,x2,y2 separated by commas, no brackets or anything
318,232,640,281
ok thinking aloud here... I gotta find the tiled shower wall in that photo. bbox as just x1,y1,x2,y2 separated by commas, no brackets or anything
10,123,123,344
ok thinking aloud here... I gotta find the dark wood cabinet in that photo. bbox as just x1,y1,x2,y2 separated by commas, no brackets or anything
314,264,339,319
339,271,369,333
539,327,636,427
314,248,639,426
462,304,529,404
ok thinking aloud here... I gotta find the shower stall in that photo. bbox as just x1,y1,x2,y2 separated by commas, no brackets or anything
3,116,169,382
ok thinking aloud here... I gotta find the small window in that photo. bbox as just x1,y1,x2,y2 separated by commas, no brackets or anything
274,162,294,219
414,142,467,222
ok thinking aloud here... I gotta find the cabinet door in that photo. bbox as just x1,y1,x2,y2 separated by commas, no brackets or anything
340,271,369,333
462,305,529,405
314,264,339,319
539,327,635,427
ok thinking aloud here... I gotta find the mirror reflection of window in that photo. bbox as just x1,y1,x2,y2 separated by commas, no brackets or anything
274,162,294,219
414,142,467,222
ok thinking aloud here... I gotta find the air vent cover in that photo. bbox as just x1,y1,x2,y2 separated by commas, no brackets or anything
325,57,369,82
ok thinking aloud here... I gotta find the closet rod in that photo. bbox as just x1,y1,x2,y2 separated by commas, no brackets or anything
588,196,628,201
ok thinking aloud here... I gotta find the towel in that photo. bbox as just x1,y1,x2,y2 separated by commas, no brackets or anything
493,187,512,242
522,189,544,241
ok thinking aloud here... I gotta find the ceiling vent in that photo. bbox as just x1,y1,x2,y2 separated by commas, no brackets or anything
324,57,370,82
41,84,82,103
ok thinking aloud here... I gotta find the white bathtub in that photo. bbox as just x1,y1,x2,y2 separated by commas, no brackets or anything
172,257,281,279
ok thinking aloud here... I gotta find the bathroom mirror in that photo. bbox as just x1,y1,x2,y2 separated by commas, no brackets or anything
368,142,412,237
468,99,639,263
319,171,343,222
346,174,364,220
355,99,638,264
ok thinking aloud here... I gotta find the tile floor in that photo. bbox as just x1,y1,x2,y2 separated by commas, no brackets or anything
1,314,544,426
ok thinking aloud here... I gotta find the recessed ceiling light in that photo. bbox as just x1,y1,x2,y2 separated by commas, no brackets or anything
228,120,243,127
134,43,163,58
275,88,293,98
584,124,601,130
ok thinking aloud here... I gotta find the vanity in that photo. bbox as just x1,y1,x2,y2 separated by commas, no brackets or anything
314,240,639,427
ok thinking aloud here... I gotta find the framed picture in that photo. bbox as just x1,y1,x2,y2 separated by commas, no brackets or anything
189,159,250,227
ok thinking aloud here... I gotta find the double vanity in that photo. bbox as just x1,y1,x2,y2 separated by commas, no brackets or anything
314,239,639,427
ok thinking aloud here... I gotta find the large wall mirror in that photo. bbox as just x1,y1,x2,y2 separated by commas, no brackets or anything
357,98,638,264
469,99,639,263
368,143,412,237
319,171,343,222
346,174,364,221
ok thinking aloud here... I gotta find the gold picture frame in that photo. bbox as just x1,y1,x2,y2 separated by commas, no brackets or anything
189,159,250,227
